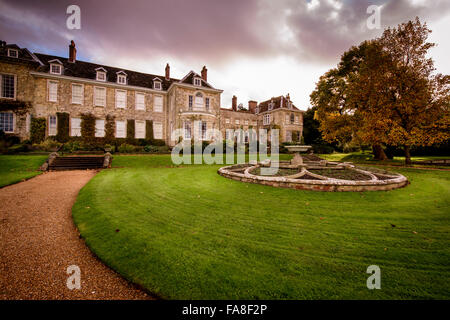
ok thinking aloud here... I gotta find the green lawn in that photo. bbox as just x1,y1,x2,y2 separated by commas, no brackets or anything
0,155,47,187
72,155,450,299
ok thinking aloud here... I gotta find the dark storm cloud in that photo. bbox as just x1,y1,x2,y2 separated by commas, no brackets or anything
0,0,449,65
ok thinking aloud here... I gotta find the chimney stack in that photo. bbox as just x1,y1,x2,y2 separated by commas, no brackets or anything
201,66,207,82
248,100,258,114
232,95,237,111
68,40,76,63
165,63,170,80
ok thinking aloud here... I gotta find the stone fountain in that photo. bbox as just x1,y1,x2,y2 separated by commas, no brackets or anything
285,145,312,166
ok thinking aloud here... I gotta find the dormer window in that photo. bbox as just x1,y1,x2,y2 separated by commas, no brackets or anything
153,80,162,90
268,101,274,111
193,77,202,86
50,64,62,75
255,107,259,114
95,67,107,81
7,49,18,58
97,71,106,81
117,74,127,85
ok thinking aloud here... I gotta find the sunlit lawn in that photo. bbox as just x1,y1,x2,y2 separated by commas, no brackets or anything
0,155,47,188
72,154,450,299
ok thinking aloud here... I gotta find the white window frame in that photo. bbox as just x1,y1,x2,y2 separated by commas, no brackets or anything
263,114,271,125
153,81,162,90
96,71,106,81
70,117,81,137
0,112,14,133
7,49,18,58
188,95,193,110
48,115,57,136
135,92,146,110
115,120,126,138
71,83,84,105
153,122,163,139
95,119,105,138
205,97,210,110
193,77,202,86
117,74,127,85
0,73,16,99
235,119,239,125
135,120,146,139
94,86,106,107
48,80,58,102
225,118,230,124
184,121,191,140
115,89,127,109
245,120,249,125
50,64,62,75
154,95,163,112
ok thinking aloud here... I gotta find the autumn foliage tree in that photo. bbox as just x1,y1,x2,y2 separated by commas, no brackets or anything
311,18,449,164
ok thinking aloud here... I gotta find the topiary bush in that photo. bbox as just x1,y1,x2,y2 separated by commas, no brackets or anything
126,119,135,144
81,113,96,146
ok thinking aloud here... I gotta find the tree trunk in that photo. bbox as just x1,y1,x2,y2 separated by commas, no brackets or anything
404,145,412,165
372,144,388,161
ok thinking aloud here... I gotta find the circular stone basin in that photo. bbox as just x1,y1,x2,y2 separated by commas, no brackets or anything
285,145,312,153
218,161,408,192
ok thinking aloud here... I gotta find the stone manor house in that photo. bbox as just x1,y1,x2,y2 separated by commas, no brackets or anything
0,40,304,146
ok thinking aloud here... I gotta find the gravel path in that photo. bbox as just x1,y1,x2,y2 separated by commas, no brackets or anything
0,170,151,300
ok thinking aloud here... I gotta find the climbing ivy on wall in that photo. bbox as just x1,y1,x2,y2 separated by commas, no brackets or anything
104,114,115,144
56,112,69,143
127,119,135,144
81,113,96,145
146,120,154,141
30,117,46,143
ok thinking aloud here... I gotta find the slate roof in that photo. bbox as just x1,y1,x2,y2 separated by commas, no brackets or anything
258,96,301,113
180,71,213,89
0,42,42,66
34,53,179,91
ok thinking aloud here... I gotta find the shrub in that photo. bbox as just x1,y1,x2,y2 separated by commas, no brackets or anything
56,112,69,143
32,138,62,152
7,144,28,154
118,143,136,153
30,117,46,143
312,144,334,154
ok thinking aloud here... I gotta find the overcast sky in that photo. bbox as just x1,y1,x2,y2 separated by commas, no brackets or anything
1,0,449,110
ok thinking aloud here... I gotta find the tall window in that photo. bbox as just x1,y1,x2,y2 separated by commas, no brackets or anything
188,95,193,111
95,119,105,137
135,120,145,139
71,84,83,104
290,114,295,124
154,95,163,112
71,118,81,136
0,112,14,132
153,122,163,139
205,97,210,110
115,120,126,138
285,114,290,124
295,116,299,124
94,87,106,106
184,121,191,139
48,115,57,136
194,92,203,110
0,74,15,99
263,114,270,125
235,119,239,125
115,90,126,108
135,93,145,110
48,81,58,102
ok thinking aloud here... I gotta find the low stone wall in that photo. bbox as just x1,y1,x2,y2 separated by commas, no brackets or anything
218,164,409,192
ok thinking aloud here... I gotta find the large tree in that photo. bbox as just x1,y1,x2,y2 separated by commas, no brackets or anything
311,18,449,164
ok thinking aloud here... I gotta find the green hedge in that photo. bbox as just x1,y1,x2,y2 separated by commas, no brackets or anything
81,113,96,145
126,119,135,144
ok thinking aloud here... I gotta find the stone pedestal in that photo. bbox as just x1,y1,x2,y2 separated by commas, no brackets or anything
291,153,303,166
